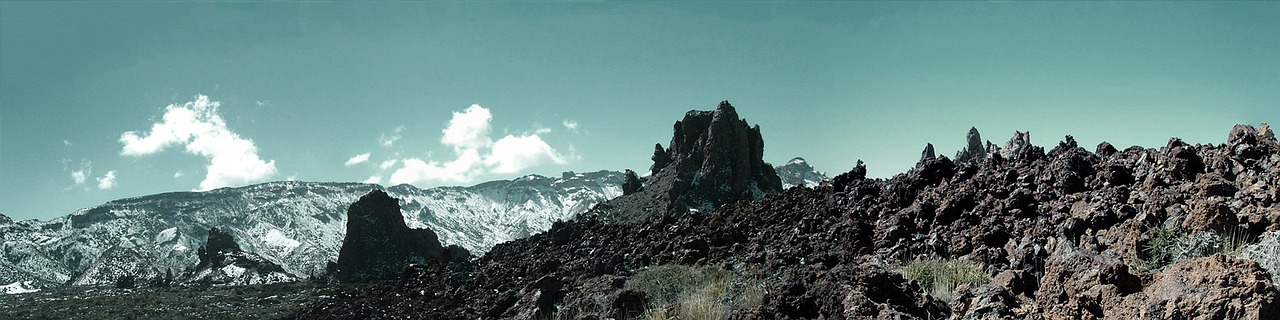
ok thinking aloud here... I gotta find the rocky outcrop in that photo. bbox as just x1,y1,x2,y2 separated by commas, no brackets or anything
334,190,467,283
187,227,295,285
650,143,672,175
1001,131,1031,160
921,143,936,161
196,227,240,266
593,101,782,222
622,169,643,195
954,127,987,163
661,101,782,208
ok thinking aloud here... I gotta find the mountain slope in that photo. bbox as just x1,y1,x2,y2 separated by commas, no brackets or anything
0,171,623,288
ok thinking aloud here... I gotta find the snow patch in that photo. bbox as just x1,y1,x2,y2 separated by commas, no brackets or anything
155,227,177,243
262,229,301,252
222,264,246,278
2,281,39,295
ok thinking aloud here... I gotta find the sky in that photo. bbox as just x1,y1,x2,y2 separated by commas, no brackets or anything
1,2,1277,221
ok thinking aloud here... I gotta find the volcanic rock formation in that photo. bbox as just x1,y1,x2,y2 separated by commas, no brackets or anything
954,127,988,163
334,189,468,283
592,101,782,222
622,169,643,195
187,227,295,285
921,143,936,161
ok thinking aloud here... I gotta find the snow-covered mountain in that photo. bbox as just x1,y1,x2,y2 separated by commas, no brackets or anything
0,171,622,289
775,157,829,188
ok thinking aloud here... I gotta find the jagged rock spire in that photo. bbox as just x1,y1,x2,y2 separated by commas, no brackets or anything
955,127,987,163
921,143,936,161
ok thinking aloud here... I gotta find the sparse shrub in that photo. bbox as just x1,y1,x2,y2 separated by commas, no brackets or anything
1136,226,1256,270
625,264,764,319
900,258,990,303
1241,231,1280,285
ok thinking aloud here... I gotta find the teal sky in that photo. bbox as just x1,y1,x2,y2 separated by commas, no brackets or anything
2,2,1277,221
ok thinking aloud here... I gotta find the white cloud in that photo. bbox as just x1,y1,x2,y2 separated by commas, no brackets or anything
118,95,277,191
532,123,553,135
390,149,484,185
486,134,566,174
379,159,398,170
173,171,184,178
70,161,91,186
63,140,73,146
562,119,580,133
380,126,405,147
96,170,117,190
362,175,382,184
388,104,570,185
440,105,492,152
344,153,371,167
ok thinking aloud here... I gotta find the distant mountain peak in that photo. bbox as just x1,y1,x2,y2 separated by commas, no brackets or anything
776,157,829,189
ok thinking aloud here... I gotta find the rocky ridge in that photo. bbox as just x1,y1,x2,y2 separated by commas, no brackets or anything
0,171,623,289
293,106,1280,319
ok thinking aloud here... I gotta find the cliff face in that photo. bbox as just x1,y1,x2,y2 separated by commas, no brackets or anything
334,190,458,283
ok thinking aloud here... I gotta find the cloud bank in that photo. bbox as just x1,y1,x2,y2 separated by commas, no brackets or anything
119,95,277,191
388,104,568,185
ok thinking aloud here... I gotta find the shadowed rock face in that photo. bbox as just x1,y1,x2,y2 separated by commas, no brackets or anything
622,169,642,195
921,143,936,161
335,190,447,283
663,100,782,210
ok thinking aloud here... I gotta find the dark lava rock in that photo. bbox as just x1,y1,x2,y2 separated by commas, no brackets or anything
591,101,783,221
1096,141,1118,157
1110,255,1279,319
650,143,672,175
921,143,936,161
196,227,242,267
662,100,782,209
292,111,1280,319
622,169,643,195
335,190,448,283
